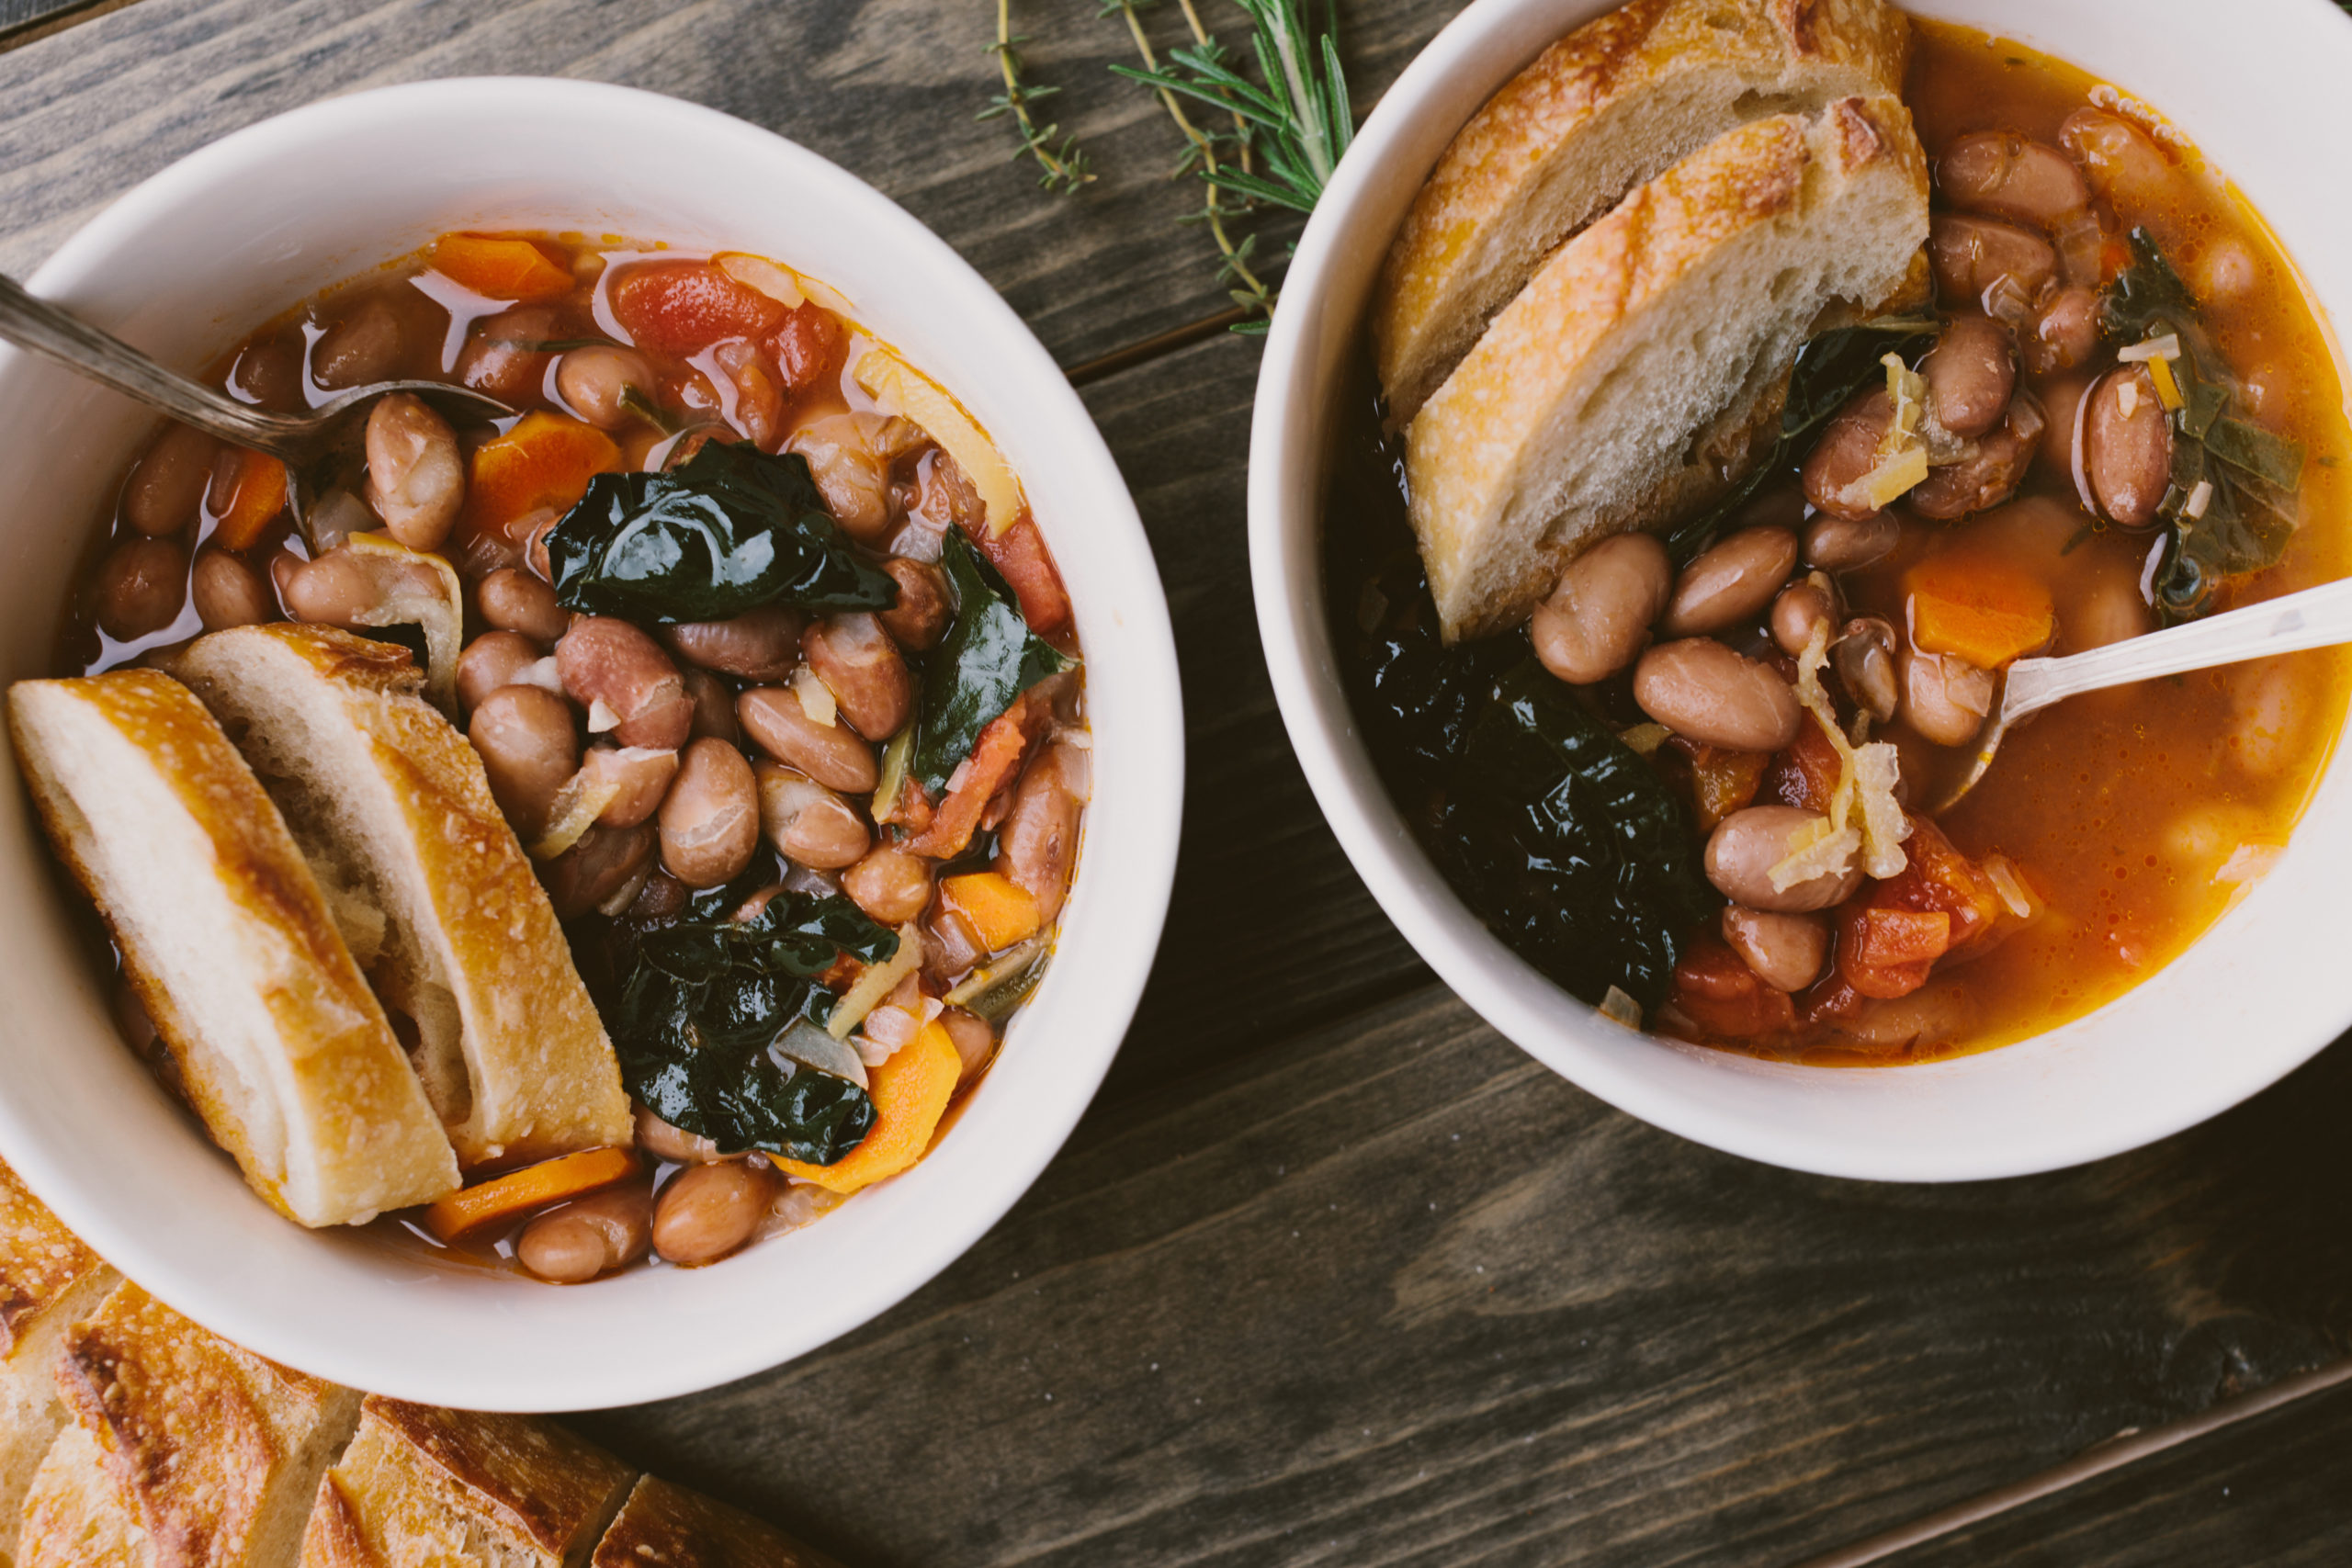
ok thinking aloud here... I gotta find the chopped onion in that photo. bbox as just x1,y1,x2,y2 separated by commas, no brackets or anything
2118,333,2182,364
1618,723,1671,756
529,770,624,860
772,1017,868,1089
1599,987,1643,1030
585,697,620,733
2183,479,2213,520
826,923,923,1041
2214,841,2284,886
1981,853,2043,919
514,656,566,695
793,667,838,728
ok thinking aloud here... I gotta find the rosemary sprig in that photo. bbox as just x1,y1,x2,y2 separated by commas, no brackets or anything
979,0,1095,195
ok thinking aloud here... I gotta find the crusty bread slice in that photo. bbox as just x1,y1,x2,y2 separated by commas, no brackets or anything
15,1281,360,1568
298,1396,635,1568
6,672,459,1226
179,626,628,1168
1406,94,1928,640
589,1475,844,1568
1373,0,1909,422
0,1162,116,1568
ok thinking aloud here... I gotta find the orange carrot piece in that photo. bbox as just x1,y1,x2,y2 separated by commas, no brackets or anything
209,449,287,550
424,1146,639,1243
460,411,622,541
1904,553,2055,668
429,232,575,301
1690,747,1768,830
940,871,1041,953
772,1024,960,1195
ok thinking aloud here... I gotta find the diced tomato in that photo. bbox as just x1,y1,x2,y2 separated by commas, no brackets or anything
767,302,847,393
609,262,788,359
1798,973,1868,1022
1832,816,2007,999
1856,908,1952,967
1669,941,1799,1039
967,515,1072,637
1835,901,1936,999
1684,744,1768,830
1762,713,1843,813
1871,816,2005,953
903,694,1048,860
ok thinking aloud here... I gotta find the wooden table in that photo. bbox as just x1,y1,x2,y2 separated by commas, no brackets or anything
6,2,2351,1562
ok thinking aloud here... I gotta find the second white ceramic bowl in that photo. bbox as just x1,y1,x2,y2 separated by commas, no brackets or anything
0,79,1183,1409
1250,0,2352,1182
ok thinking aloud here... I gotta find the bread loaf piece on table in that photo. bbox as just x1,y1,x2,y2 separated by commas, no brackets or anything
15,1281,360,1568
299,1395,635,1568
178,626,628,1168
1373,0,1910,422
1406,94,1928,640
0,1162,117,1567
6,671,461,1226
590,1475,844,1568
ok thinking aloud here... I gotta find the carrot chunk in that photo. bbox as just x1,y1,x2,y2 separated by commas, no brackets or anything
429,232,574,302
424,1146,639,1243
1904,552,2055,668
460,411,622,541
208,449,287,550
772,1024,961,1194
940,871,1042,953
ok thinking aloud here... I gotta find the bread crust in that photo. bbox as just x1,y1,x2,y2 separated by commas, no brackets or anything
591,1475,844,1568
1373,0,1910,421
0,1159,117,1568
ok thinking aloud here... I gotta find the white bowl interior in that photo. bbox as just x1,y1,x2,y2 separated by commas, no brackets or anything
0,79,1182,1408
1250,0,2352,1181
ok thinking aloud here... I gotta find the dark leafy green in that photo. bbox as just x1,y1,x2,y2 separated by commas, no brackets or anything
912,533,1073,791
545,441,898,623
607,881,899,1162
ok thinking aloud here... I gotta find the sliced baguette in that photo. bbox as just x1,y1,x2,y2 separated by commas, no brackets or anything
6,672,459,1226
0,1162,117,1567
178,626,628,1168
16,1281,360,1568
590,1475,844,1568
1406,94,1928,640
1373,0,1910,422
298,1396,635,1568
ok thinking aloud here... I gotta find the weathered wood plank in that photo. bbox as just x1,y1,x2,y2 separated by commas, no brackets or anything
572,977,2352,1568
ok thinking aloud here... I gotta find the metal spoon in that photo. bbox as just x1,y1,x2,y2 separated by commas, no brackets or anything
1934,576,2352,810
0,273,512,546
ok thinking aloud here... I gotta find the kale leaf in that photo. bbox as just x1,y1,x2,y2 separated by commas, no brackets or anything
911,533,1072,791
545,441,898,623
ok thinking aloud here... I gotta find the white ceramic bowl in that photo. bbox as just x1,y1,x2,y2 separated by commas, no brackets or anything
1251,0,2352,1182
0,80,1182,1409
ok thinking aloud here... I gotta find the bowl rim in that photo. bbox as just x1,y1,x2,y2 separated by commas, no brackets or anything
0,74,1184,1407
1248,0,2352,1183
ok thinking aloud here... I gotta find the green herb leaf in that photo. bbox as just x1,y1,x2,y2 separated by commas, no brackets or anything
2206,415,2306,492
912,533,1072,791
545,442,898,624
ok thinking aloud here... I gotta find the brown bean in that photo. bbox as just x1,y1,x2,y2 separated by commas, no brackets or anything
280,548,379,627
2038,375,2093,477
802,614,913,740
940,1007,997,1092
1902,649,1996,747
1704,806,1862,913
683,667,741,745
659,737,760,889
787,414,894,542
652,1160,775,1266
469,684,579,835
190,549,273,632
1800,390,1893,522
626,871,693,923
555,344,658,431
756,761,870,870
363,392,464,551
995,743,1083,924
2083,367,2172,528
1928,212,2056,308
842,846,934,926
1632,639,1802,752
2025,287,2099,377
228,332,304,411
662,605,804,683
635,1105,719,1164
557,616,694,750
876,558,953,651
121,424,218,537
1801,511,1899,572
1659,526,1797,639
93,536,188,641
1530,532,1671,684
540,822,657,919
1936,131,2091,227
1769,576,1841,657
582,744,680,829
1908,392,2044,522
515,1182,653,1284
1920,316,2015,440
1722,905,1830,993
457,630,543,713
311,297,406,390
1832,616,1900,724
477,567,569,643
456,306,556,402
736,685,877,793
2060,109,2190,220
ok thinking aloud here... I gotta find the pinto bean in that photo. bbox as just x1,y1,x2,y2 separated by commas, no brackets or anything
635,1105,719,1164
469,684,579,834
1530,532,1671,684
1633,639,1802,752
786,414,894,542
940,1007,997,1091
661,606,804,683
2060,109,2191,220
659,737,760,889
736,685,878,793
1908,392,2045,521
803,613,913,740
1722,905,1830,993
190,549,273,631
1769,576,1841,657
280,548,383,627
996,743,1083,924
457,630,543,712
557,616,694,750
2083,366,2173,528
229,332,304,412
1659,526,1797,639
362,392,464,550
1802,510,1899,572
651,1160,774,1266
122,424,218,537
2038,375,2093,478
1902,649,1996,747
456,306,556,402
842,846,934,926
1832,616,1900,724
1800,390,1893,521
93,536,188,640
2025,287,2100,377
582,744,680,829
311,297,406,389
682,667,741,745
515,1182,653,1284
1920,316,2015,440
1928,213,2057,308
555,344,658,431
1705,806,1861,912
1936,131,2091,226
477,567,569,643
756,761,870,870
876,558,953,651
540,822,657,919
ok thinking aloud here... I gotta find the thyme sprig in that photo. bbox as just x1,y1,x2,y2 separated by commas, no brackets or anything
979,0,1094,195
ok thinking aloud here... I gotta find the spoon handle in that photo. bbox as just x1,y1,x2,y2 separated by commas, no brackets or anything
0,274,313,457
2005,576,2352,718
